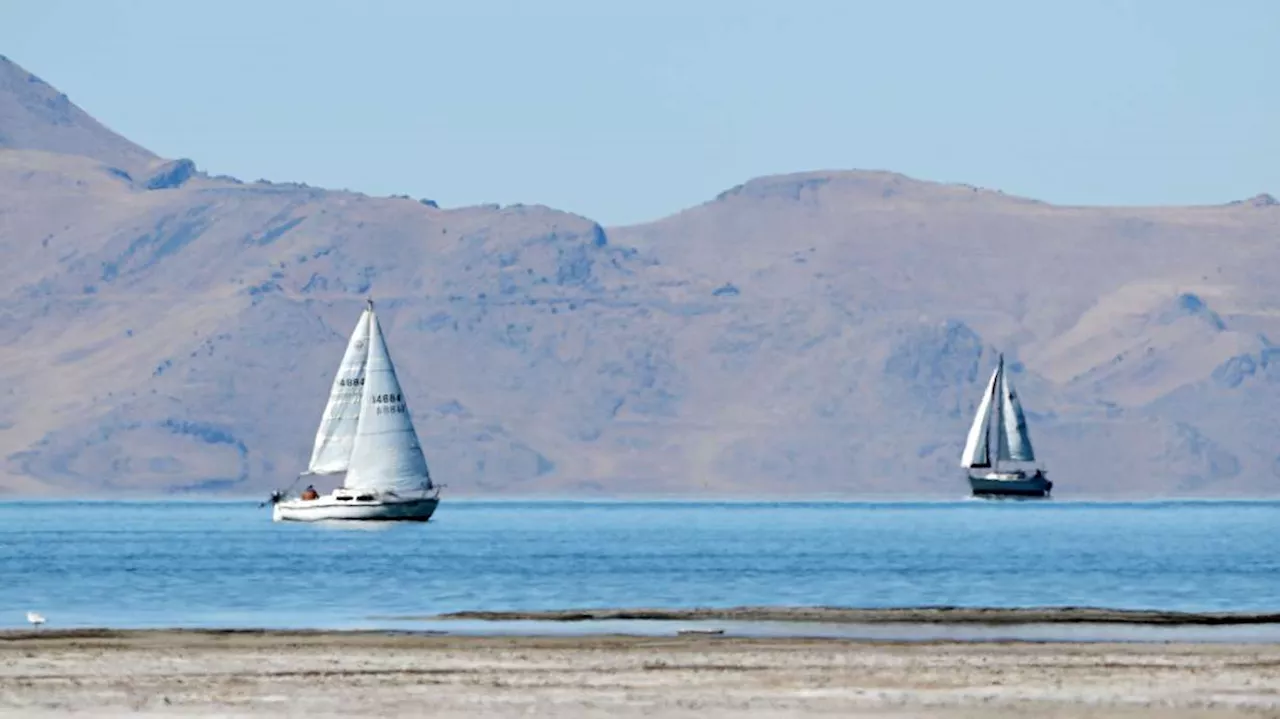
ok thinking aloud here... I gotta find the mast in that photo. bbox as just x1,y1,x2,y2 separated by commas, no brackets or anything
981,377,992,469
992,354,1004,472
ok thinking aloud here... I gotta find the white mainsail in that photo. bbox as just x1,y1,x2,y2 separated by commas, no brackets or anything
999,368,1036,462
960,366,999,468
964,354,1039,470
342,308,433,494
306,307,372,474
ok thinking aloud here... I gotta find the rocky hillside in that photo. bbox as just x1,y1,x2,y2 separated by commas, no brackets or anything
1,55,1278,497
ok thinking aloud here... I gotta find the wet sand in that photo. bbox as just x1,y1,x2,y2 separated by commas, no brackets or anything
430,606,1280,626
2,631,1279,717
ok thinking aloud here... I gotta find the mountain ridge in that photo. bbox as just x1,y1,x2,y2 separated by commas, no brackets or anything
1,55,1279,498
0,54,158,174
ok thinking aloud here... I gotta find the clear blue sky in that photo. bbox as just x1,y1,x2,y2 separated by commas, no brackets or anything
3,0,1277,225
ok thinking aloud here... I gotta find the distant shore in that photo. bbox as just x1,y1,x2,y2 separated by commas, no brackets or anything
423,605,1280,626
1,632,1277,717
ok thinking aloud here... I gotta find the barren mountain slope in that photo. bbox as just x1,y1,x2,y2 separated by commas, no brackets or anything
2,55,1279,497
0,54,156,174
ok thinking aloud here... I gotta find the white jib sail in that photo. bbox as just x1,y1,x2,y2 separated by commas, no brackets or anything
306,307,372,474
999,370,1036,462
342,309,433,494
960,366,999,468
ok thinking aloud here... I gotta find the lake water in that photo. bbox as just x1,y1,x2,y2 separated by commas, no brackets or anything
1,499,1278,631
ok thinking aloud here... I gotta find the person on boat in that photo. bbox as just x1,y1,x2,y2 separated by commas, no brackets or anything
301,485,319,501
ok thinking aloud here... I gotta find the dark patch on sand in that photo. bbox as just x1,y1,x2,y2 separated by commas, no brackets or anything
425,606,1280,626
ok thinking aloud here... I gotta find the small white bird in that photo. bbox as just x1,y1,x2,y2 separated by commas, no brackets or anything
26,611,45,629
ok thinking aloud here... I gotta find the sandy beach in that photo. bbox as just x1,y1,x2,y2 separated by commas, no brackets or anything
2,630,1279,718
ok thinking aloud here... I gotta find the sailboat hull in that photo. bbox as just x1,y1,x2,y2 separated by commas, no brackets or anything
968,472,1052,499
272,495,439,522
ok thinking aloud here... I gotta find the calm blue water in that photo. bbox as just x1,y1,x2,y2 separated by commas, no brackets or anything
1,500,1277,630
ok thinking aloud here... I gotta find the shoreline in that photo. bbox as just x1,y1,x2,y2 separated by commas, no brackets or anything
1,629,1278,648
424,605,1280,626
5,624,1280,645
8,605,1280,646
7,606,1280,640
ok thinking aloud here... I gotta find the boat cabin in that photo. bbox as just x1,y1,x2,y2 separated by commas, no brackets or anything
332,488,378,502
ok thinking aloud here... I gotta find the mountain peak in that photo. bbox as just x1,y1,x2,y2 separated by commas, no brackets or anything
708,169,1044,209
0,54,157,172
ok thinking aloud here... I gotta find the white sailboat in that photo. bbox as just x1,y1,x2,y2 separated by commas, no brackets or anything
961,354,1052,499
268,299,441,522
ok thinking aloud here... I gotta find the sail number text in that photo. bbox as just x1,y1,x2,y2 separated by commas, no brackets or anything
374,392,406,416
333,376,406,414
